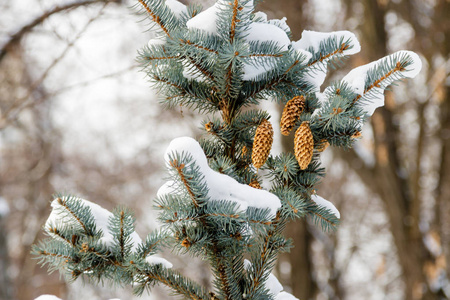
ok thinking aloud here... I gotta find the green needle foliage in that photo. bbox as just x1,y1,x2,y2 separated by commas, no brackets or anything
33,0,421,299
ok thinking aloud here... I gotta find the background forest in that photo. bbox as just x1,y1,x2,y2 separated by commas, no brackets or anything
0,0,448,300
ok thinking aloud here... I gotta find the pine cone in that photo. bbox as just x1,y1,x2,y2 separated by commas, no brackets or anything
249,179,262,189
280,96,305,136
294,121,314,170
316,139,329,152
252,119,273,169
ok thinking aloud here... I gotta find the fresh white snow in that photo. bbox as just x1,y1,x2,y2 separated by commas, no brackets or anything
292,30,360,89
276,291,299,300
304,68,328,91
253,11,291,34
342,50,422,116
165,0,187,18
267,17,290,35
163,137,281,216
292,47,313,65
147,36,166,48
265,272,283,296
242,59,270,81
244,22,290,52
34,296,62,300
157,180,178,197
244,259,287,297
240,21,291,79
45,197,142,252
253,11,268,22
240,22,291,80
311,194,340,219
186,1,222,35
145,255,173,268
292,30,360,56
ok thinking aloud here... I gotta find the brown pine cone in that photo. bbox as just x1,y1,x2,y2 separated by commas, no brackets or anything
252,119,273,169
316,139,329,152
249,179,262,189
280,96,305,136
294,121,314,170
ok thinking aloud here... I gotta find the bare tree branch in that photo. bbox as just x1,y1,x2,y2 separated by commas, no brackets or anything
0,0,121,63
0,1,111,130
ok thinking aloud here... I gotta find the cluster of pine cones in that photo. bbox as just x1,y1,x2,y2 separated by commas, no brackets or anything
252,96,324,171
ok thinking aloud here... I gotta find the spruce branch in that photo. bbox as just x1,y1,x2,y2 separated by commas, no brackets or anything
246,212,285,299
229,0,240,42
139,49,180,62
134,266,210,299
137,230,170,258
305,37,353,70
353,59,411,104
47,227,74,246
185,56,216,82
180,38,220,54
171,160,199,207
209,242,244,300
52,196,97,237
306,202,340,232
243,57,307,101
136,0,172,37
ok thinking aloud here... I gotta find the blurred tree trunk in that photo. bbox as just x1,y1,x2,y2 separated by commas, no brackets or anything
341,0,449,298
0,49,67,299
256,2,320,299
433,0,450,281
0,214,12,300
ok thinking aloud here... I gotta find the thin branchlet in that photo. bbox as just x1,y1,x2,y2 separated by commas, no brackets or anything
229,0,239,41
307,43,349,67
352,61,407,104
57,198,91,236
181,39,219,54
137,0,171,37
170,159,199,207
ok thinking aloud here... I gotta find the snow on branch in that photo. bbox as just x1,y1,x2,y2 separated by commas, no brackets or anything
145,255,173,268
311,194,340,219
244,259,299,299
344,50,422,116
163,137,281,216
165,0,187,18
308,194,340,231
294,31,360,90
45,196,142,252
294,30,360,64
34,295,62,300
186,1,222,35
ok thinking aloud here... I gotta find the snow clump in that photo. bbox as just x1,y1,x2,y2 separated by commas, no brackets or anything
311,194,340,219
342,50,422,116
45,197,142,252
145,255,173,268
163,137,281,216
